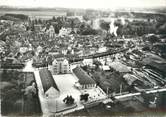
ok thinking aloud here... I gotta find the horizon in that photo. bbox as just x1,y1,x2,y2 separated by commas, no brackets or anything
0,0,166,10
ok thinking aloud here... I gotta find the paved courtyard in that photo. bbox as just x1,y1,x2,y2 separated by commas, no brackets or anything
51,74,83,112
81,87,107,102
51,74,107,112
53,74,81,103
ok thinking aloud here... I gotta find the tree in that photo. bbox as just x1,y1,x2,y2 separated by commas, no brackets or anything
83,15,89,21
24,84,37,98
38,19,42,24
158,92,166,109
78,23,97,35
63,95,75,105
31,22,35,31
100,21,111,40
93,60,102,70
148,35,159,45
79,23,85,33
52,16,56,21
80,93,89,102
141,91,150,107
100,21,110,33
157,23,166,34
70,19,75,32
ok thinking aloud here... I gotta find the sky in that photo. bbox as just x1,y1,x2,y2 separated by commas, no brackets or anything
0,0,166,9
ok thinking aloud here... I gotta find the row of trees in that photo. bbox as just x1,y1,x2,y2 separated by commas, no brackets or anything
63,93,90,105
28,16,99,35
1,71,40,115
99,20,157,38
28,13,166,36
0,14,29,21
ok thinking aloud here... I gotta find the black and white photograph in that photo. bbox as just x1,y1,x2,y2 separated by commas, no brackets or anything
0,0,166,116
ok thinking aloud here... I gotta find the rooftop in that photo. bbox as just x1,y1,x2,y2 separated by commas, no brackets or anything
142,53,166,73
39,68,60,92
109,62,131,73
73,66,96,85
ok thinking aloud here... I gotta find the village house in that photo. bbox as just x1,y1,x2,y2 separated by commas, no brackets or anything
52,58,71,74
82,59,93,66
46,25,55,38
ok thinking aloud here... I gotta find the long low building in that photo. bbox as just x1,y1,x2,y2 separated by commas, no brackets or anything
109,62,131,73
39,68,60,98
73,66,96,89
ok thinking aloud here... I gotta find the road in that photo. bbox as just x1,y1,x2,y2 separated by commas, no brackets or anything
23,59,50,114
114,87,166,100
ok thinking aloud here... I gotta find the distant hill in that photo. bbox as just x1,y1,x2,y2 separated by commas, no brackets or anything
0,13,29,21
0,5,165,21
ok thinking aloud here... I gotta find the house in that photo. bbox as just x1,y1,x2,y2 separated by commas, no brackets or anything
109,62,131,73
46,25,55,38
123,73,138,85
39,69,60,98
73,66,96,89
52,58,71,74
34,24,42,31
59,27,70,37
82,59,93,66
102,65,110,71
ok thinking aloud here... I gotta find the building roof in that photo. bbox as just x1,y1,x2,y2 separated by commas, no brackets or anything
142,54,166,73
123,73,137,85
39,68,60,93
52,58,69,65
109,62,130,73
73,66,96,85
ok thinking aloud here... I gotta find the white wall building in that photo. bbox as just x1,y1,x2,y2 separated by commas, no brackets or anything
58,27,70,37
83,59,93,66
46,25,55,38
52,58,71,74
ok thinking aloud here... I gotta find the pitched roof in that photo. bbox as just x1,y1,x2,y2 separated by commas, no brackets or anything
142,54,166,73
73,66,96,85
39,68,59,92
109,62,130,73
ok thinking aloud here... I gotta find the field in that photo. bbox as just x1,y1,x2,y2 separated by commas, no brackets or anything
0,70,41,116
0,9,66,19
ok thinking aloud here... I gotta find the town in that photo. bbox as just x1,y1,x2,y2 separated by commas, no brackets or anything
0,4,166,117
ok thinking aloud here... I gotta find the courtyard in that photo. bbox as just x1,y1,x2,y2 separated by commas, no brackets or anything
50,74,83,113
48,74,107,113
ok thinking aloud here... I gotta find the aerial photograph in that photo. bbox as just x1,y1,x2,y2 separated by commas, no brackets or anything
0,0,166,116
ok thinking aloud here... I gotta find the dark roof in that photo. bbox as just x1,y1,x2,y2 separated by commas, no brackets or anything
145,61,166,73
1,63,25,69
73,66,96,85
39,68,59,92
142,55,166,73
109,62,130,73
